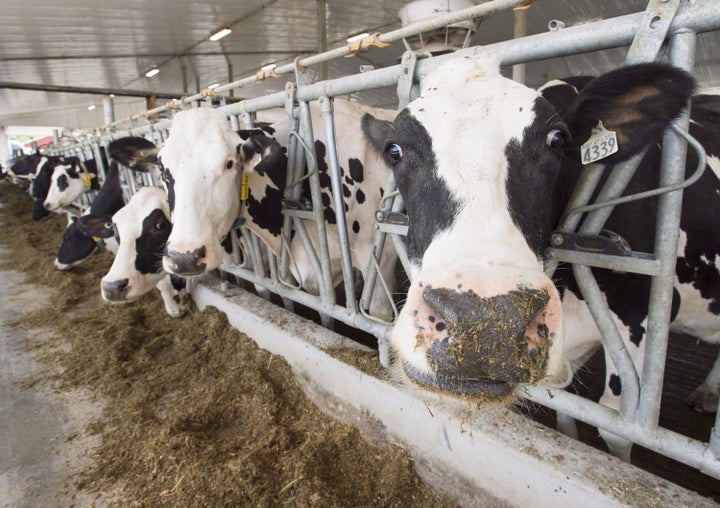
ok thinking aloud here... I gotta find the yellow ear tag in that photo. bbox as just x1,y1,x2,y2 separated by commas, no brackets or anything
240,171,249,201
581,121,619,165
84,174,92,188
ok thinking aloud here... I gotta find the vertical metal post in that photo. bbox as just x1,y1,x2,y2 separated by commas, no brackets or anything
103,96,115,125
637,29,696,428
52,129,60,144
317,0,328,81
512,7,527,83
319,96,356,312
228,62,234,98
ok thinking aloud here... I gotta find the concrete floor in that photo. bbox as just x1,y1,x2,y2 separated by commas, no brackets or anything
0,260,110,507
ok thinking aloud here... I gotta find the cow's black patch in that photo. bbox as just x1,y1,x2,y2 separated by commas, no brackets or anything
349,158,364,183
170,275,186,292
342,184,351,198
324,208,337,225
504,97,566,255
362,110,460,263
608,374,622,396
57,173,68,192
247,185,284,236
135,209,172,274
159,161,176,212
56,219,96,265
356,188,366,204
352,220,360,234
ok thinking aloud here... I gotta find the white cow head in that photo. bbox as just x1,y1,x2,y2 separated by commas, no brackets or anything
363,54,694,399
159,108,241,276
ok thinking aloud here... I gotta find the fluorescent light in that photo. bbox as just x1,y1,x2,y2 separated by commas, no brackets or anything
260,63,276,71
145,67,159,78
208,82,220,90
346,32,369,43
87,105,96,111
209,28,232,41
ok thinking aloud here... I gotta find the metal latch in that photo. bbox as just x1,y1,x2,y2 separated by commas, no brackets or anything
548,230,631,257
283,198,313,211
375,210,409,235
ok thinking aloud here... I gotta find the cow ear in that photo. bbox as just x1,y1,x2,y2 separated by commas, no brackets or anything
563,63,695,162
237,135,283,175
76,213,114,238
362,113,393,155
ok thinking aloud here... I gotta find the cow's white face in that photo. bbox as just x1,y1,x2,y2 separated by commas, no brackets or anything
364,55,570,397
44,163,88,212
365,54,696,400
101,186,172,302
159,108,241,276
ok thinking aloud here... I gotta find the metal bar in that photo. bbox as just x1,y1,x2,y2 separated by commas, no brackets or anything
104,0,720,138
637,29,695,430
319,96,356,312
577,149,648,235
297,100,336,318
218,264,390,341
573,264,640,423
522,384,720,478
101,0,533,129
545,249,659,276
0,80,179,99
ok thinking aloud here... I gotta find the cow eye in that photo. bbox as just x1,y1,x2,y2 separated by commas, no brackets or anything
385,143,403,164
546,128,567,149
225,160,234,170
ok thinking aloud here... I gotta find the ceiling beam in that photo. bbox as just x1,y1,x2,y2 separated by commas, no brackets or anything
0,81,180,99
0,51,309,62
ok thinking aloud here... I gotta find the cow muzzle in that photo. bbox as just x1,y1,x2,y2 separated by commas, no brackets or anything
163,246,208,277
394,267,562,397
102,278,130,302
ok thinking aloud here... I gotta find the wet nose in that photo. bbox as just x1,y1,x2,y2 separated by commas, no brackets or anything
422,286,551,390
164,246,207,276
102,278,130,301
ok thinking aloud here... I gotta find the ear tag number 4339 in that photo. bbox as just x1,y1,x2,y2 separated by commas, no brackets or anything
581,121,618,165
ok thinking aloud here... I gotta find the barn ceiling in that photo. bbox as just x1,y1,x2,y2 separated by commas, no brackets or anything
1,0,719,130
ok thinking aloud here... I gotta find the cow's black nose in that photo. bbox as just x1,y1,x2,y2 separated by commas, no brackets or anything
165,246,207,276
422,286,550,391
102,278,130,301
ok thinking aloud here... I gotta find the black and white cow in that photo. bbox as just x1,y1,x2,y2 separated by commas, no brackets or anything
31,155,99,220
362,54,720,459
156,101,398,320
54,136,158,270
78,185,190,318
54,160,123,270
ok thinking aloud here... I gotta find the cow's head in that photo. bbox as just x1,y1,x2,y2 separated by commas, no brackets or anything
363,55,694,398
33,157,94,219
79,186,174,307
159,108,242,276
54,215,105,270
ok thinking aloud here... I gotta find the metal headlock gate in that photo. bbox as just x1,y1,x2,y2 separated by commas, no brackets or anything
43,0,720,482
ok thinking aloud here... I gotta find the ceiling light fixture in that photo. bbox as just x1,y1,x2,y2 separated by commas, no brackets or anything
208,82,220,90
145,67,160,78
260,63,277,71
209,27,232,41
346,32,369,43
87,104,96,111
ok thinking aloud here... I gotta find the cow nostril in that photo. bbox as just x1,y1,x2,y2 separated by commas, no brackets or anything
166,247,208,275
102,278,130,299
